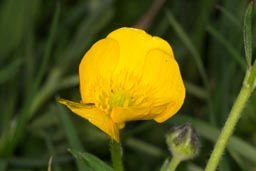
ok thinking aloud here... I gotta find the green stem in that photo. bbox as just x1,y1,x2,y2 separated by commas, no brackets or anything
205,61,256,171
110,140,124,171
167,157,181,171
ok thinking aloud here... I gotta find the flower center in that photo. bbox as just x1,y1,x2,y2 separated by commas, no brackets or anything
109,90,133,109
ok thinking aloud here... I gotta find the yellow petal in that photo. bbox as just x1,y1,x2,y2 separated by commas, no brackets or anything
154,99,183,123
142,48,185,105
107,27,173,74
150,36,174,57
153,69,185,123
79,38,119,103
111,105,166,123
57,98,120,142
153,74,185,123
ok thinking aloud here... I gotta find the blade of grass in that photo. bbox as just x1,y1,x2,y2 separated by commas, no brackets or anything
23,0,40,95
59,75,79,90
243,1,253,67
125,138,165,158
29,68,61,117
215,5,240,27
187,163,204,171
219,157,231,171
0,118,17,156
43,132,61,171
56,104,84,151
24,25,35,95
0,0,27,61
0,2,61,157
60,0,114,69
192,0,214,49
0,60,21,129
8,155,72,168
228,148,251,171
184,80,208,100
0,58,22,84
34,1,60,92
154,17,170,36
166,9,218,125
165,10,208,87
0,69,61,157
207,25,247,70
0,84,18,128
159,158,169,171
56,103,90,171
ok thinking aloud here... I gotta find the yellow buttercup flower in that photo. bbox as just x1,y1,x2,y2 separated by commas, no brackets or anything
58,27,185,142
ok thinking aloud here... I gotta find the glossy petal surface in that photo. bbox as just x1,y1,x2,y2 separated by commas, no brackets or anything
58,98,120,142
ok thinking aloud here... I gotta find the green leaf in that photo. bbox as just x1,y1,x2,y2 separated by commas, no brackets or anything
243,1,254,67
69,148,113,171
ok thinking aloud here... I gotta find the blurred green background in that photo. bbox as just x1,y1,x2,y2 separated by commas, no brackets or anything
0,0,256,170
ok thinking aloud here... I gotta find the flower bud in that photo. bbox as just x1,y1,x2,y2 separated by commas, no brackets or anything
166,123,200,161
